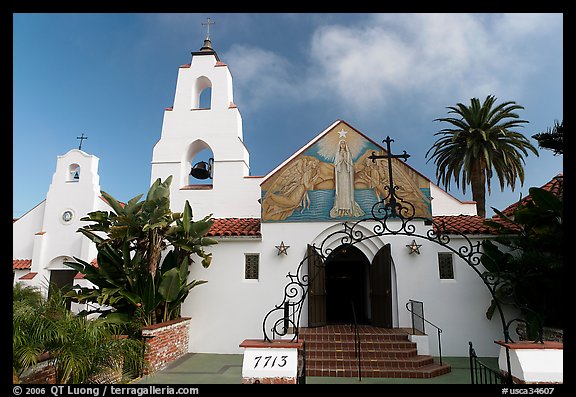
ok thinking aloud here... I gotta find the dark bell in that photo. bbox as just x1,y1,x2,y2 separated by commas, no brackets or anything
190,160,212,180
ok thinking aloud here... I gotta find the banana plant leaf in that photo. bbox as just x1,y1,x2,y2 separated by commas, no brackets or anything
158,267,182,303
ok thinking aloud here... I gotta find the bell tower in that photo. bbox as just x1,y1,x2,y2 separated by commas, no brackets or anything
150,24,259,218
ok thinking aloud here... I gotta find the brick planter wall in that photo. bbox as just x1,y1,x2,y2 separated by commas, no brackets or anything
18,358,122,384
141,317,191,376
19,361,56,384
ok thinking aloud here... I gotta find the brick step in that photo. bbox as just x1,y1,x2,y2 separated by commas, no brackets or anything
300,331,411,342
305,355,435,369
297,326,452,379
305,347,419,359
304,363,452,379
304,340,417,351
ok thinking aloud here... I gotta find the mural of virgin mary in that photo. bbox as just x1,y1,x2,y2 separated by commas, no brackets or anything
329,139,364,218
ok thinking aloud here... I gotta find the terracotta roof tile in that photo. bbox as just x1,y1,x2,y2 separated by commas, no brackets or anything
499,173,563,217
13,259,32,270
433,215,519,235
207,218,261,237
19,272,38,280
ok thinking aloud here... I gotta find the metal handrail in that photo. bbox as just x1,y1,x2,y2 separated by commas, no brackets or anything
350,301,361,381
469,341,510,384
405,300,444,365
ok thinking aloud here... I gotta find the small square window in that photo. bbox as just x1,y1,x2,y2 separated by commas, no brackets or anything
438,252,454,280
245,254,259,280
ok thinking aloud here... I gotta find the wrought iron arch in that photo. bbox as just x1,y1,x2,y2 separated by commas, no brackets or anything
261,136,543,347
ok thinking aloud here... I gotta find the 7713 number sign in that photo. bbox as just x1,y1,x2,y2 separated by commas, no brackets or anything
253,355,288,369
241,347,298,378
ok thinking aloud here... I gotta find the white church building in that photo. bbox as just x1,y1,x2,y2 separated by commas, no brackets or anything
13,36,520,363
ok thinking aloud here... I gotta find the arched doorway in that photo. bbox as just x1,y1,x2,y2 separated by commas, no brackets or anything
325,245,369,324
307,243,393,328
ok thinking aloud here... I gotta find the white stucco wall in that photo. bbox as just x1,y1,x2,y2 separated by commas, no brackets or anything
13,149,108,290
13,201,45,260
184,219,513,358
150,50,259,219
430,182,477,216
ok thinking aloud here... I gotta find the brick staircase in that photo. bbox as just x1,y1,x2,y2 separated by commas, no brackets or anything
299,325,451,379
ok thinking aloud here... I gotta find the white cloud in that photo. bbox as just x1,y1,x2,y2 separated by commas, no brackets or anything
223,13,562,116
224,44,298,111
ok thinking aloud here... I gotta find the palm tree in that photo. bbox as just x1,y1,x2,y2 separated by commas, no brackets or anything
13,283,144,383
425,95,539,217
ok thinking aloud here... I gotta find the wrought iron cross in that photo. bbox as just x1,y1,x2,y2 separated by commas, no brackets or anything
76,133,88,150
368,136,410,216
202,17,215,40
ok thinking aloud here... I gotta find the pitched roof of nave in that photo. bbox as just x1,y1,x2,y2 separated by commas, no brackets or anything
260,119,431,187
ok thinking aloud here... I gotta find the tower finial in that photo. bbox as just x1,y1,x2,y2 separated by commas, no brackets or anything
200,17,215,51
202,17,215,41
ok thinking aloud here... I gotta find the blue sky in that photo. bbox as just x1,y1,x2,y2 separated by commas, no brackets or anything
13,13,563,219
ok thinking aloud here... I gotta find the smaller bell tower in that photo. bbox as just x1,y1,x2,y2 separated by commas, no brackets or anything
150,21,259,218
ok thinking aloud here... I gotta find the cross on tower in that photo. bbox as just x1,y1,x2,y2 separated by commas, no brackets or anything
202,17,215,40
76,133,88,150
368,136,410,216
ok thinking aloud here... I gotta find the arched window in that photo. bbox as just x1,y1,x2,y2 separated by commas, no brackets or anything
193,76,212,109
68,164,80,182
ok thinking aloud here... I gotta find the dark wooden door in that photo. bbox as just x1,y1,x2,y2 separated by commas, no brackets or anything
49,269,77,310
307,245,326,327
370,244,392,327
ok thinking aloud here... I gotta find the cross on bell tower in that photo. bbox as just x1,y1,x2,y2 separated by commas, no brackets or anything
202,17,215,40
76,133,88,150
200,17,215,51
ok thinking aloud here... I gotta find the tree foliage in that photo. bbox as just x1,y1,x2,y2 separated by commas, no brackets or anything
65,176,217,326
13,283,143,384
426,95,538,217
532,119,563,155
481,186,563,337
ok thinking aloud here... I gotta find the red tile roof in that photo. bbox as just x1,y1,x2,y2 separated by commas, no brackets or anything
433,215,520,235
207,218,261,237
13,259,32,270
499,173,563,217
13,209,530,275
19,272,38,280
